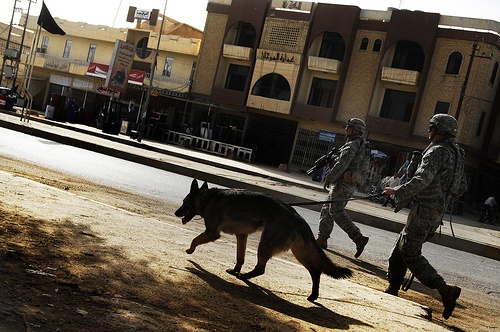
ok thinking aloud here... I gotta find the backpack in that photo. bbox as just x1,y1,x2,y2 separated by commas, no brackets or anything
444,141,466,200
358,138,371,183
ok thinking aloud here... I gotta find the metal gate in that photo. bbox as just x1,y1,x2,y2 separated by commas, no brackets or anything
291,129,337,171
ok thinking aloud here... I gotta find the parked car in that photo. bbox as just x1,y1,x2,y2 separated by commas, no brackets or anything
0,86,25,108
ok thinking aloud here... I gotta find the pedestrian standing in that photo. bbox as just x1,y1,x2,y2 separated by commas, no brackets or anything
484,196,497,211
382,171,400,208
316,118,370,258
382,114,467,319
481,196,498,224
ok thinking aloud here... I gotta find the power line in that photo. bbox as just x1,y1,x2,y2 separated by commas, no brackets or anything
112,0,123,27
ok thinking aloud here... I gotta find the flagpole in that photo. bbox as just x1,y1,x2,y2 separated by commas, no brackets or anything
21,28,38,121
20,13,42,122
20,0,43,121
20,0,66,121
137,0,168,142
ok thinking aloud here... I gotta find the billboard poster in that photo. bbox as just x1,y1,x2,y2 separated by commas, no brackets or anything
105,40,136,93
87,62,145,85
134,9,151,20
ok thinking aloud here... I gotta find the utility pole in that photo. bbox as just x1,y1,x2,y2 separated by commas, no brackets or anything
12,0,34,91
454,40,477,122
455,37,492,121
0,0,19,87
137,0,168,142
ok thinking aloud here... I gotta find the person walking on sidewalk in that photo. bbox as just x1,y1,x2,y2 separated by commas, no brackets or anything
480,196,498,224
382,114,467,319
382,171,400,208
316,118,370,258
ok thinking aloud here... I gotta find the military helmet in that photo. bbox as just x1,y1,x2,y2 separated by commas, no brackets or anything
428,114,458,137
346,118,366,134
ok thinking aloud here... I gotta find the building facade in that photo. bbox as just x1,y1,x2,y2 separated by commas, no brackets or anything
190,0,500,206
1,9,202,139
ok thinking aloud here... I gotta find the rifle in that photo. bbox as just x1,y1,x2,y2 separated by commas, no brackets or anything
306,148,339,176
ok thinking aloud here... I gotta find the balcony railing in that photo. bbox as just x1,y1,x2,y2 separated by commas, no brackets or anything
42,54,89,67
32,53,89,75
307,56,342,74
381,67,420,86
155,75,191,86
222,44,252,61
246,94,291,114
146,75,191,93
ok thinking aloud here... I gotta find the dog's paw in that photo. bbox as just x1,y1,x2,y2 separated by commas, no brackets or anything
307,293,319,303
236,273,248,280
226,269,240,276
185,248,195,254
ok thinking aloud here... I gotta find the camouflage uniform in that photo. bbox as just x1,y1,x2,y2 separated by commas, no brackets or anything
317,134,368,242
406,151,422,180
387,139,467,290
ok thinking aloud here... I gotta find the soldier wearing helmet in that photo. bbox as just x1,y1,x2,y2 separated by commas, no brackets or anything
316,118,370,258
346,118,366,134
383,114,467,319
428,113,458,139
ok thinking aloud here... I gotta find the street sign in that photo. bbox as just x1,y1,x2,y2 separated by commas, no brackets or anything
319,130,336,142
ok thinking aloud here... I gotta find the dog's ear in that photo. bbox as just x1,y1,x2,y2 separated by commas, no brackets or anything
190,179,199,192
201,181,209,190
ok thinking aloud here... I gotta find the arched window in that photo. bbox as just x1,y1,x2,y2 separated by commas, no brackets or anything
251,73,291,101
224,22,256,49
233,22,256,48
373,39,382,52
490,62,498,85
318,32,345,61
392,40,425,72
445,52,462,75
136,37,152,59
360,37,368,51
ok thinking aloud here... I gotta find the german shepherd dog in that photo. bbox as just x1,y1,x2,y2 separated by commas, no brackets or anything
175,179,352,302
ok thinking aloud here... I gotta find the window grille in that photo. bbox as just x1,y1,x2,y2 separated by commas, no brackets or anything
269,25,299,47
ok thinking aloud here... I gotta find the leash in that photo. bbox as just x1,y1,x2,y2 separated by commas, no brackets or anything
448,200,456,239
288,194,386,206
439,200,457,240
402,273,414,292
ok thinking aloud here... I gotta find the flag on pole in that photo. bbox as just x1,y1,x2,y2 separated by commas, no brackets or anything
37,2,66,35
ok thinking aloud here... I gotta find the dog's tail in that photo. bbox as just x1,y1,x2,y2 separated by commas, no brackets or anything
299,233,352,279
315,247,353,279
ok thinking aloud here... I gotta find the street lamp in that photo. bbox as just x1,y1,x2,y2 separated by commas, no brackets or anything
137,0,168,142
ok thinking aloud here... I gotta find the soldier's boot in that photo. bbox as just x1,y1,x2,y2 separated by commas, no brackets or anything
384,283,400,297
438,283,461,319
354,235,369,258
316,237,328,250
